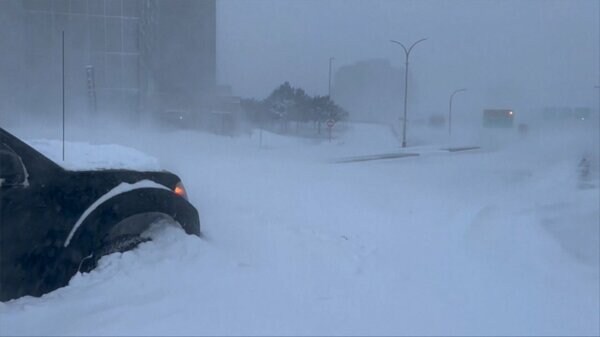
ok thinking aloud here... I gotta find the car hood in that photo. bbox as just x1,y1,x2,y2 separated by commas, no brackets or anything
68,169,182,192
26,139,161,172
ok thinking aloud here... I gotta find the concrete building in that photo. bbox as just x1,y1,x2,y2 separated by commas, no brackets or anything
0,0,216,124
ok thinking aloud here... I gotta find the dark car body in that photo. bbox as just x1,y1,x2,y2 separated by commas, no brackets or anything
0,127,200,301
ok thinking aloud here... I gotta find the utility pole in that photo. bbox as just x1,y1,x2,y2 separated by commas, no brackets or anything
390,38,427,147
448,88,467,136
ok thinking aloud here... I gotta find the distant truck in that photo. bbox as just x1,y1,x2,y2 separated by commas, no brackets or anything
483,109,514,128
542,107,591,122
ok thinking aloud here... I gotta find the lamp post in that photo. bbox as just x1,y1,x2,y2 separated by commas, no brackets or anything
390,38,427,148
448,88,466,136
328,57,335,98
317,57,335,136
595,86,600,119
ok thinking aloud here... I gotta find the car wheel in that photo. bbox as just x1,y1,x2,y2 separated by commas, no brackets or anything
79,234,150,273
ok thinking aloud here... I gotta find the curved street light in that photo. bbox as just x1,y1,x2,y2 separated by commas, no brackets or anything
390,38,427,147
449,88,467,136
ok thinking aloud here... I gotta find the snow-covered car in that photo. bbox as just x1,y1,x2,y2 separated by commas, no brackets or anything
0,127,200,301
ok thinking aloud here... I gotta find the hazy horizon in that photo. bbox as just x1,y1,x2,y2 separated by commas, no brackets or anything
217,0,600,118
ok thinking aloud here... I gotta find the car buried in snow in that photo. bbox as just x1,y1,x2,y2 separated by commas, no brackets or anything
0,127,200,301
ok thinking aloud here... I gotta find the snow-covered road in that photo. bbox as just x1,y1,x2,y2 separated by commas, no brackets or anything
1,123,598,335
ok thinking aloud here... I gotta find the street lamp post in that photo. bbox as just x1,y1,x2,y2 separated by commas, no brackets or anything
318,57,335,136
448,88,467,136
595,86,600,119
390,38,427,148
328,57,335,98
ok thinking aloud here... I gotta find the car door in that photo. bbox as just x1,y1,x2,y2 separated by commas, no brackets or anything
0,143,39,300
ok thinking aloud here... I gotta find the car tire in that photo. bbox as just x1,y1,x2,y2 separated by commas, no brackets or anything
79,234,150,273
77,213,168,273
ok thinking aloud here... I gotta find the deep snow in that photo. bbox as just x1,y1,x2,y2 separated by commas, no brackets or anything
0,122,598,336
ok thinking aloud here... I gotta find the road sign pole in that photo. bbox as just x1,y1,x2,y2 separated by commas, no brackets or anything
326,118,335,142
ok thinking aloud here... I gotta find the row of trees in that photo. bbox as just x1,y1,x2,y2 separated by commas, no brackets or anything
241,82,348,133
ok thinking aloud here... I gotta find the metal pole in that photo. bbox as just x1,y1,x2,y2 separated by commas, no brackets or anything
62,30,65,162
402,57,409,147
328,57,335,98
448,88,466,136
391,38,427,148
595,86,600,124
448,94,452,136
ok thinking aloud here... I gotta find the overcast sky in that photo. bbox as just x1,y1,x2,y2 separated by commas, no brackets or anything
217,0,599,115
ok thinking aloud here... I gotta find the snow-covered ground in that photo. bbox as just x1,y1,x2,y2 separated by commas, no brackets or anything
1,122,598,336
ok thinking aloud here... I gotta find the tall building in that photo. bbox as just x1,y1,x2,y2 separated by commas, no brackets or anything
0,0,216,124
140,0,216,115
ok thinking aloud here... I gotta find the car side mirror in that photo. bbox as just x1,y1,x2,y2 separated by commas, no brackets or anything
0,151,27,187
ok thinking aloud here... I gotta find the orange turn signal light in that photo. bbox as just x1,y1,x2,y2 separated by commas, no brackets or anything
174,182,188,200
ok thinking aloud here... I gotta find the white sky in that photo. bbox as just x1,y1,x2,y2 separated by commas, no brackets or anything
217,0,600,113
